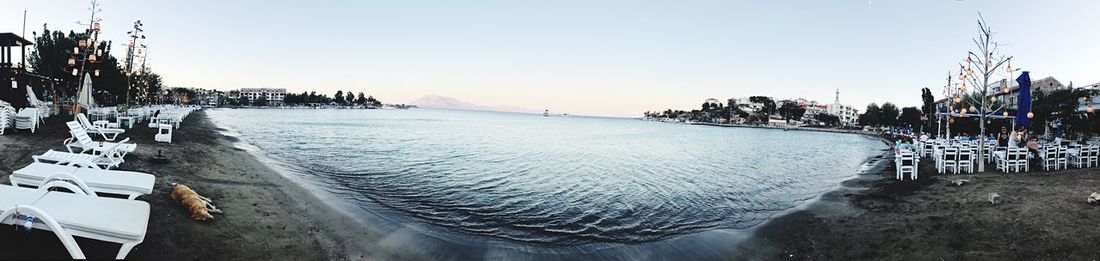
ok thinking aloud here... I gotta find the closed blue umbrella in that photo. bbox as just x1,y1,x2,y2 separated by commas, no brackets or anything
1015,71,1031,127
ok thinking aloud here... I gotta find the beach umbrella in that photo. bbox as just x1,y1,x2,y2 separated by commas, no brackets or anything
1015,71,1031,127
77,73,95,108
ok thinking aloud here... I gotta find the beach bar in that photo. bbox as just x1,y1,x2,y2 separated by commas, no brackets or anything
0,32,34,108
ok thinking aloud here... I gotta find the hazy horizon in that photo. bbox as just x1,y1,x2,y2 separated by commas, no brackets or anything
2,0,1098,117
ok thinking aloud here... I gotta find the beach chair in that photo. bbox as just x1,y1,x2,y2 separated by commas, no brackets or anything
1014,148,1030,173
1042,146,1058,171
1087,146,1100,168
76,113,125,141
64,121,137,157
957,148,973,174
155,123,173,143
33,147,125,170
896,151,917,180
11,162,155,200
941,147,959,174
1071,146,1088,168
1056,146,1068,170
0,185,149,259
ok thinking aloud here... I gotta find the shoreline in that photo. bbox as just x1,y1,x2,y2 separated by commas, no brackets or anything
0,111,366,260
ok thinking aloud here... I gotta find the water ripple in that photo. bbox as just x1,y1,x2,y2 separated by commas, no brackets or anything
208,108,881,246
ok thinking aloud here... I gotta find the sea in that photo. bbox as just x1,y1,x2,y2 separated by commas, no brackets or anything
207,108,882,255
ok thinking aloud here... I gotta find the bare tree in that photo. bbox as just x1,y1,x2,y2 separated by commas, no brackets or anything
957,13,1013,172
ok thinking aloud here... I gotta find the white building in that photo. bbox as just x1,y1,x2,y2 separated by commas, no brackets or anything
827,103,858,126
238,88,286,106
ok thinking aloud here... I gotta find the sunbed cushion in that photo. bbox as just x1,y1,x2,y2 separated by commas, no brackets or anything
12,162,155,195
32,191,150,240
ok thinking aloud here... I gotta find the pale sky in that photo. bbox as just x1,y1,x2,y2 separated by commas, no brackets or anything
2,0,1097,117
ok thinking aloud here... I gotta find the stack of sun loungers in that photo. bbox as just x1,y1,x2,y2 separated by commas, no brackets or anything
0,104,13,135
14,107,38,133
3,127,153,259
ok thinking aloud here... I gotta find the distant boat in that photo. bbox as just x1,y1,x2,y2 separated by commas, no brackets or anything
543,110,549,117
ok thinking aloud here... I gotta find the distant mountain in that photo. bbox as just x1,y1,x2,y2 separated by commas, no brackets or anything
410,95,538,113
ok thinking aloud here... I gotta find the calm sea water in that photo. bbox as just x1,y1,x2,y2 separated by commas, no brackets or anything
207,108,881,246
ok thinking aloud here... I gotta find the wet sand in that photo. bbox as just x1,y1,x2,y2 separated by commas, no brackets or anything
735,150,1100,260
0,111,379,260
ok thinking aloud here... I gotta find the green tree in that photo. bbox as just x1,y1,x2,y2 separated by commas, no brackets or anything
334,90,345,105
899,107,923,129
880,102,900,126
859,103,881,126
921,87,936,131
778,101,806,123
356,92,367,105
255,95,268,106
28,24,129,105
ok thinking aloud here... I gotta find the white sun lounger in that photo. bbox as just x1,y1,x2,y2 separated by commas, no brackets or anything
76,113,125,141
11,162,155,200
33,147,125,170
65,121,137,157
0,185,150,259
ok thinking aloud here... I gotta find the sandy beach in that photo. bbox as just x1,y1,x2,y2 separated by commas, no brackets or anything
734,150,1100,260
0,111,376,260
5,111,1100,260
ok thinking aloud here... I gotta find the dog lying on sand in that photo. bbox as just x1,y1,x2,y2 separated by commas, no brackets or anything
171,184,223,221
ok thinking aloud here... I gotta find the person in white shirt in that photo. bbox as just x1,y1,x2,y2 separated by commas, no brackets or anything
1008,129,1019,148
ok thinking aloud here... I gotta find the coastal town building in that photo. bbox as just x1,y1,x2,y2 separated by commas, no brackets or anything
237,88,287,106
827,103,858,126
989,76,1065,108
934,75,1066,111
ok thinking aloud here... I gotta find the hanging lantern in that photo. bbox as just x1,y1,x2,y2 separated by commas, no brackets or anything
991,96,997,103
1003,87,1010,94
1081,97,1088,102
961,108,968,114
1027,112,1034,119
94,22,101,32
94,69,100,77
71,68,78,76
987,60,993,68
1089,106,1096,114
1003,111,1009,117
67,58,76,66
954,95,962,103
96,49,103,57
73,47,80,54
970,105,977,112
949,118,955,124
78,39,87,48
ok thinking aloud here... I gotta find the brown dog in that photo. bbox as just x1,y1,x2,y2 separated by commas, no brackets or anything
171,184,222,221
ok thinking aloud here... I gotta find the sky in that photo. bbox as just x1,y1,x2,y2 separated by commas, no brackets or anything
2,0,1097,117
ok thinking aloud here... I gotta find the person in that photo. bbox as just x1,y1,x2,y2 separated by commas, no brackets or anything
997,126,1009,147
1008,128,1019,148
1018,127,1030,148
1027,137,1041,164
